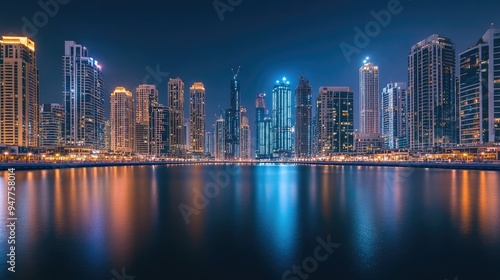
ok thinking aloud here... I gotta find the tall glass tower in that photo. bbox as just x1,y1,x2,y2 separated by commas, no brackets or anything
295,76,313,158
408,35,456,151
381,82,408,149
63,41,105,149
225,70,241,160
459,27,500,145
168,78,185,157
359,61,380,135
0,36,39,147
272,77,293,158
189,82,206,155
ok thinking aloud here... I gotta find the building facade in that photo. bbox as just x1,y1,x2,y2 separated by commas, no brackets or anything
272,77,293,158
381,82,408,149
63,41,105,149
39,104,64,148
459,27,500,145
240,106,251,159
408,35,457,151
110,87,135,153
214,116,225,160
0,36,39,147
225,73,241,159
135,84,159,154
359,62,380,135
255,93,272,159
295,76,313,158
168,78,185,157
149,103,169,157
316,87,354,156
189,82,206,155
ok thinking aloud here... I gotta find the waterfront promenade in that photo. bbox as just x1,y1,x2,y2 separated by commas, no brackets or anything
1,160,500,171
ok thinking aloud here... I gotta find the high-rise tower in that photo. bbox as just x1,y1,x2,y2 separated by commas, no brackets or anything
408,35,457,150
63,41,105,149
316,87,354,155
110,87,135,153
168,78,185,157
459,27,500,145
189,82,206,155
295,77,313,158
0,36,39,147
225,68,241,159
272,77,293,158
359,61,380,135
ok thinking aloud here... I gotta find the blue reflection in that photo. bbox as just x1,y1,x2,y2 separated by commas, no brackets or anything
255,165,298,266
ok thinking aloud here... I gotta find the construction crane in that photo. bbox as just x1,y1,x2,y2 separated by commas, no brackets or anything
231,66,241,80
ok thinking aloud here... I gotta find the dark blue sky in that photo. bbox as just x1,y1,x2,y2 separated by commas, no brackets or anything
1,0,499,134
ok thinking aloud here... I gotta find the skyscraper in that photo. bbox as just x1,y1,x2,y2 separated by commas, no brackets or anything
214,116,225,160
408,35,457,151
240,106,251,160
110,87,135,153
459,27,500,145
225,70,241,159
381,82,408,149
272,77,293,158
135,84,158,154
316,87,354,155
0,36,39,147
63,41,105,149
295,76,313,158
168,78,185,157
189,82,206,155
39,104,64,148
204,132,213,157
149,103,169,157
359,61,380,135
255,93,272,159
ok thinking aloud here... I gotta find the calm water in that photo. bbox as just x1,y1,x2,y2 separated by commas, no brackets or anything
0,164,499,280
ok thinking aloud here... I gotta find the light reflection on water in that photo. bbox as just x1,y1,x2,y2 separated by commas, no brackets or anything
0,165,499,279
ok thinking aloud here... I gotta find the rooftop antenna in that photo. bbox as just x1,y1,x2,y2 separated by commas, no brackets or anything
231,66,241,79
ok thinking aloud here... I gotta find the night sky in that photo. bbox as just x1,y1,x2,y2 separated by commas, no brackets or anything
1,0,499,136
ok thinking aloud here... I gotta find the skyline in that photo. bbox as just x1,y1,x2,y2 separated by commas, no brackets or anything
1,0,500,132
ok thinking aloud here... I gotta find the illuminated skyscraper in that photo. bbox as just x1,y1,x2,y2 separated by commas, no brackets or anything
189,82,206,155
225,70,241,159
272,77,293,158
240,106,251,159
214,116,225,160
0,36,39,147
459,27,500,145
255,93,272,159
149,103,169,157
168,78,185,157
316,87,354,155
359,61,380,134
135,84,158,154
408,35,457,150
295,76,313,158
381,82,408,149
110,87,135,153
204,132,213,157
63,41,105,149
39,104,64,148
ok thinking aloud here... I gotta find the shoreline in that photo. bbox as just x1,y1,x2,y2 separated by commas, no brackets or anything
1,160,500,171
